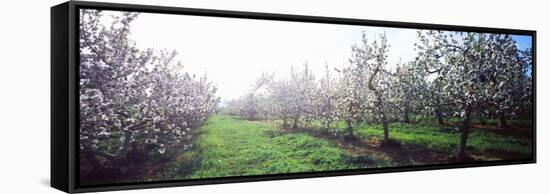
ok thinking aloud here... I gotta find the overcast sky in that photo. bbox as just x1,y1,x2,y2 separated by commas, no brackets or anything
95,10,532,102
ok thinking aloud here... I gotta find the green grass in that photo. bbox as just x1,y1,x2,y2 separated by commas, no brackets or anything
168,115,372,179
305,119,532,158
153,115,532,181
266,116,531,157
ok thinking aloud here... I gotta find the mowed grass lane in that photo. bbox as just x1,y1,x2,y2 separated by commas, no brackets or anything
155,115,532,181
183,115,365,179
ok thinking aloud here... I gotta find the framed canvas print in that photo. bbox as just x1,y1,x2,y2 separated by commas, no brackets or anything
51,1,536,193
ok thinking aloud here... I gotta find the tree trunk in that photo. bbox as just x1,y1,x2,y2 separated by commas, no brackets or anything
403,111,410,123
375,92,389,143
458,110,472,159
435,109,444,125
499,111,508,128
346,119,354,137
382,121,389,143
292,114,299,129
282,115,288,127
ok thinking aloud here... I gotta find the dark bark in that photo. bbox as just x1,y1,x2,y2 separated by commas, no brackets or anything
499,111,508,128
292,114,299,129
375,90,389,143
345,98,355,137
382,121,389,143
367,66,391,144
458,109,472,159
345,119,354,137
435,109,444,125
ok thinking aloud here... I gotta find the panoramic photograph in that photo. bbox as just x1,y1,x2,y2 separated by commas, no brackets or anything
78,9,534,186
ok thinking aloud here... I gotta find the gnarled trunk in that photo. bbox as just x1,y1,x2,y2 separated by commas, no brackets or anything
458,109,472,159
382,120,389,143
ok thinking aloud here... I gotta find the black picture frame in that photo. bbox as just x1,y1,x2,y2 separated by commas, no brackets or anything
51,1,536,193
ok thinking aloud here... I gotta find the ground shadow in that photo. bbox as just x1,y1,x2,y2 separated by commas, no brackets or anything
276,126,456,167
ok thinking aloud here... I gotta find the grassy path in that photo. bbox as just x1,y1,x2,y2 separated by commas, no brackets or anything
184,115,370,179
154,115,532,181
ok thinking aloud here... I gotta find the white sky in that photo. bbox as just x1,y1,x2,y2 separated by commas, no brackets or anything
93,10,531,102
115,11,419,101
